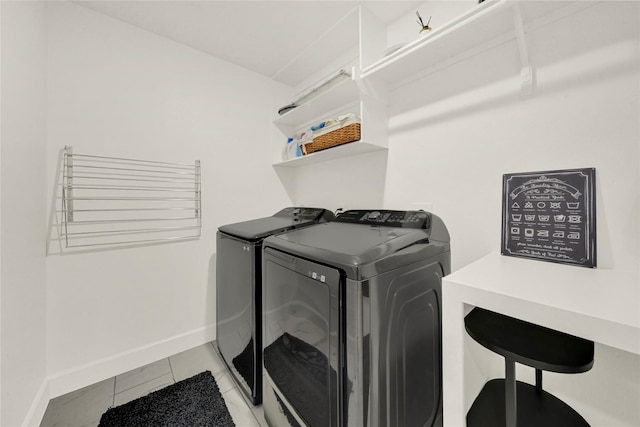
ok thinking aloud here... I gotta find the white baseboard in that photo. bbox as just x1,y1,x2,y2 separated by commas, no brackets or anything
46,324,216,399
21,379,50,427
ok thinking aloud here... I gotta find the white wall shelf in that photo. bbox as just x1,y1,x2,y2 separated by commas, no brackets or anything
360,0,592,90
273,140,386,168
271,5,390,169
361,1,509,83
272,8,388,168
272,71,387,168
274,76,360,129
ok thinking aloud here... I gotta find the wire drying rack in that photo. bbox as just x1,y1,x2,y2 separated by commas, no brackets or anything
59,146,201,249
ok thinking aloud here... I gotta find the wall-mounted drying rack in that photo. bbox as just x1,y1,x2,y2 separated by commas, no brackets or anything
59,146,201,249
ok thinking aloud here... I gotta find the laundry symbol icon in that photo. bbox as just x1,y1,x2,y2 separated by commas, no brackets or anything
550,202,561,209
568,232,580,239
511,227,520,235
512,202,520,209
566,202,580,209
524,202,534,208
525,229,534,237
537,202,546,209
554,215,566,222
512,214,522,221
553,231,565,238
537,230,549,237
525,215,535,221
538,215,550,222
568,215,582,223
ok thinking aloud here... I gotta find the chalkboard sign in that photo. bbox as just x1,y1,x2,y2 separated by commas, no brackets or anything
501,168,596,268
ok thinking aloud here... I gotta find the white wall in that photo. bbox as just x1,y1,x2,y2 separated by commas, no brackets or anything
0,1,49,426
45,2,291,397
296,2,639,425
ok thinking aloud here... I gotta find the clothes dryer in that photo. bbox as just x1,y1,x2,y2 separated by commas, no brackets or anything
261,209,450,427
216,207,334,405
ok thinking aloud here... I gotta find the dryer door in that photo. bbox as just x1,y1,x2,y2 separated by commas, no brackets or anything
216,231,260,403
263,248,342,427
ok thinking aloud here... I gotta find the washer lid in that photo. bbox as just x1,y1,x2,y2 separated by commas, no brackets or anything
270,222,422,255
263,210,450,279
218,207,333,242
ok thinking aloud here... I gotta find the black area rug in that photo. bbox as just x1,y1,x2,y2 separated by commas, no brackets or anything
98,371,235,427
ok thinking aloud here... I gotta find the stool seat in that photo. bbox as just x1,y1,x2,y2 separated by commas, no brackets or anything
465,307,594,373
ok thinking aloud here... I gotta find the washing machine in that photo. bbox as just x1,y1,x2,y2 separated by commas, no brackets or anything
261,209,451,427
216,207,335,405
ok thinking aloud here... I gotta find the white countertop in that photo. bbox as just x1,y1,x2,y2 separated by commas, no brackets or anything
444,252,640,355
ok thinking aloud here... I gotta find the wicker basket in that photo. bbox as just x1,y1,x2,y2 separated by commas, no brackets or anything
302,122,361,155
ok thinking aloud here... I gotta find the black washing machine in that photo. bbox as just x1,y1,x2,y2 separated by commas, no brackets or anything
216,207,334,405
261,209,451,427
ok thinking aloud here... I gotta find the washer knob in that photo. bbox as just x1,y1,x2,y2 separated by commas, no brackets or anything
368,211,381,220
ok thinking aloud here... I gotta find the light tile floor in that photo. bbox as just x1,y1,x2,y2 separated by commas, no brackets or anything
40,342,267,427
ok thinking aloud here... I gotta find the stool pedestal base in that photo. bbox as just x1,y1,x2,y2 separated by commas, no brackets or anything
467,379,590,427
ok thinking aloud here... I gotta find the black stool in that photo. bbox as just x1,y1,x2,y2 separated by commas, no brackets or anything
465,307,594,427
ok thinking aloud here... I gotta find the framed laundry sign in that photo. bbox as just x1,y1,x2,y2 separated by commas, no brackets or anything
501,168,596,268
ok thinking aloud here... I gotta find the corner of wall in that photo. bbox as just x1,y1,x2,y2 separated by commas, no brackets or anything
20,380,50,427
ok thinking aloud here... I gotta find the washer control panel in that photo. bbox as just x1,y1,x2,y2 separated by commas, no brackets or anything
335,209,430,229
274,207,334,222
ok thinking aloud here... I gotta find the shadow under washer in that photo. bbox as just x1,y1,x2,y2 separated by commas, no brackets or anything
215,207,334,405
261,209,451,427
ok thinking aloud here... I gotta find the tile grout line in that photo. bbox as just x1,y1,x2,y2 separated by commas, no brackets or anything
115,372,174,397
208,341,217,362
111,376,116,408
167,356,176,383
250,408,263,426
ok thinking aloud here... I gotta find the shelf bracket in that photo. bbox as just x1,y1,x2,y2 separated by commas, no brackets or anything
512,3,534,97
